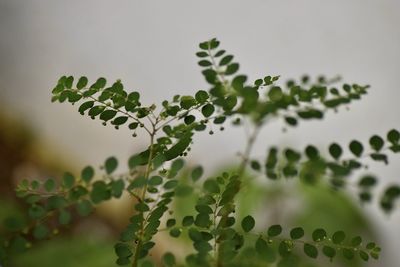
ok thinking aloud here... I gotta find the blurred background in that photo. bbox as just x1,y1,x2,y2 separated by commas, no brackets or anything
0,0,399,266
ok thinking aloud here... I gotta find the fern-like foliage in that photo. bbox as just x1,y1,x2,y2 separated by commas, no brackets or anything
1,38,399,267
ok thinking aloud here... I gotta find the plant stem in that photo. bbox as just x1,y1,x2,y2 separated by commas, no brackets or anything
132,128,156,267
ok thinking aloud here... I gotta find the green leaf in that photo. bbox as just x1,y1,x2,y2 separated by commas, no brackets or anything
164,180,178,190
322,246,336,259
77,76,88,89
305,145,319,159
163,132,193,161
284,117,297,126
65,76,74,89
193,240,213,253
76,200,93,216
152,153,166,169
135,202,149,212
28,205,46,219
169,228,181,238
91,181,111,204
304,243,318,259
225,63,239,75
196,52,208,58
219,55,233,66
113,116,128,125
180,96,197,109
343,248,355,260
349,140,363,157
198,60,212,67
329,143,342,159
33,224,49,240
241,215,255,232
182,216,194,227
387,129,400,144
191,166,203,182
81,166,94,183
358,175,376,188
58,209,72,225
171,159,185,173
195,90,209,103
44,178,55,192
162,252,176,267
115,243,133,258
351,236,362,246
201,104,215,117
100,110,117,121
312,228,327,242
332,231,346,244
93,77,107,89
369,135,384,151
105,156,118,174
290,227,304,240
78,101,94,114
267,225,282,237
184,115,195,125
359,250,369,261
62,172,75,189
116,257,131,266
88,105,105,117
203,179,220,194
148,176,163,186
129,176,147,189
111,179,125,198
268,87,283,102
194,213,210,228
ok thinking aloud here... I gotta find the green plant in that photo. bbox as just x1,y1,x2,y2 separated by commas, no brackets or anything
1,38,399,267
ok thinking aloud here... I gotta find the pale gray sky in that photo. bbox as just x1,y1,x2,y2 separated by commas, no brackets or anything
1,1,399,265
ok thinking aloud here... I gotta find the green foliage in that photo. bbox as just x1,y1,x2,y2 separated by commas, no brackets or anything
2,38,399,267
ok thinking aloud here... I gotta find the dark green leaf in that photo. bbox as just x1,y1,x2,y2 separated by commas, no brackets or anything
114,243,133,258
191,166,203,182
304,243,318,259
76,200,93,216
62,172,75,189
241,215,255,232
322,246,336,258
312,228,327,242
81,166,94,183
77,76,88,89
387,129,400,144
219,55,233,66
105,156,118,174
44,178,55,192
332,231,346,244
33,224,49,240
58,209,72,225
100,110,117,121
329,143,342,159
195,90,209,103
225,63,239,75
198,60,212,67
369,135,384,151
349,140,363,157
201,104,215,117
78,101,94,114
182,216,194,227
267,225,282,237
162,252,176,267
290,227,304,240
203,179,220,194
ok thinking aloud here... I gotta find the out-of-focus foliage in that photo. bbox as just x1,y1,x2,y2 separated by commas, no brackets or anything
1,38,399,267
